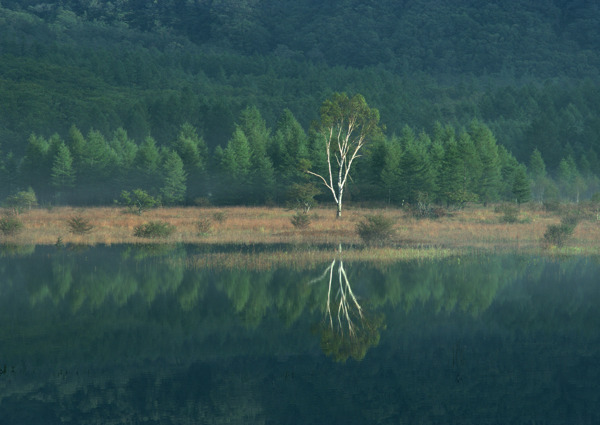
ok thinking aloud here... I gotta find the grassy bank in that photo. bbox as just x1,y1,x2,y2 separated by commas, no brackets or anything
1,205,599,256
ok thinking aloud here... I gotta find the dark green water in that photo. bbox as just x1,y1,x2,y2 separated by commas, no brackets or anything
1,245,599,424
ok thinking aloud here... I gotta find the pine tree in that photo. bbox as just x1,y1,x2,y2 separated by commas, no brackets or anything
222,126,252,180
238,106,275,203
134,136,161,191
110,128,138,170
557,156,585,202
529,148,546,179
270,109,309,191
173,122,208,200
498,146,520,200
373,137,401,203
51,142,75,194
528,148,549,203
220,126,252,203
161,150,187,205
438,140,468,206
512,164,531,204
21,133,50,194
399,138,435,205
428,139,445,202
470,120,501,205
67,125,86,171
456,131,481,200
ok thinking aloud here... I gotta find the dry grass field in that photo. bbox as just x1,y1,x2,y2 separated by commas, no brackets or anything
2,204,599,257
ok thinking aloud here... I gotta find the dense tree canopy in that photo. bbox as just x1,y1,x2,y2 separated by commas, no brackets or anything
1,1,599,206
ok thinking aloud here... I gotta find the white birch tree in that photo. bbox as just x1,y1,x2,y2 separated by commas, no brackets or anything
306,93,382,217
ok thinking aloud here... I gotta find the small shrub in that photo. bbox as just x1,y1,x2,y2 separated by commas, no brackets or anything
212,211,227,223
194,197,212,207
196,217,212,235
67,215,94,235
291,211,311,229
133,221,175,239
357,214,395,245
543,215,579,247
430,207,447,219
543,200,561,213
0,216,24,236
406,192,446,219
286,182,320,213
495,204,519,223
120,189,159,215
3,188,37,214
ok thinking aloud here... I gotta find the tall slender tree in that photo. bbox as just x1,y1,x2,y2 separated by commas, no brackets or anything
512,164,531,204
238,106,275,203
161,150,187,205
306,93,382,217
51,142,75,202
470,121,501,205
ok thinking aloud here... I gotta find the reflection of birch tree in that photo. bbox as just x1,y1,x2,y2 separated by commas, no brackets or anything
309,249,384,362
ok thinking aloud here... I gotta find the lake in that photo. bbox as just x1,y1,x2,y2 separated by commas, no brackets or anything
1,244,599,424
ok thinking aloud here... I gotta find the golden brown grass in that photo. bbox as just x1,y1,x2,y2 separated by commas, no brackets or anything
1,204,599,255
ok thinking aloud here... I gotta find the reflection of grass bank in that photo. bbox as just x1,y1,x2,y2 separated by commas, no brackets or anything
1,205,599,254
183,246,459,271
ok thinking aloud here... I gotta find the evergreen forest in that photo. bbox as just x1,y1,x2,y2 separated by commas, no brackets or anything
1,0,600,207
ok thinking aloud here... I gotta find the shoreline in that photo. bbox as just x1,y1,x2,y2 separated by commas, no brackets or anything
1,205,599,260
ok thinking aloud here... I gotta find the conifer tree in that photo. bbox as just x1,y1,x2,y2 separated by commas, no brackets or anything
51,142,75,195
110,128,138,170
456,131,481,200
399,138,435,205
438,139,469,206
270,109,309,196
134,136,161,191
428,139,445,202
222,126,252,180
529,149,546,179
470,121,501,205
557,156,585,202
528,148,550,203
161,150,187,205
21,134,51,200
173,122,208,200
220,126,252,203
376,137,402,204
238,106,275,203
67,125,86,171
512,164,531,204
498,146,520,200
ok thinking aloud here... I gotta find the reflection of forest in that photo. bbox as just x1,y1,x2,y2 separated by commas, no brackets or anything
1,246,600,423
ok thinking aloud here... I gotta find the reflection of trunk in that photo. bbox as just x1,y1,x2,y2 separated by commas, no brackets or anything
309,251,362,337
327,258,362,335
307,249,384,362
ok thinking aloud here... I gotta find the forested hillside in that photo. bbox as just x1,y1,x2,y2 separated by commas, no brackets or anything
1,0,599,206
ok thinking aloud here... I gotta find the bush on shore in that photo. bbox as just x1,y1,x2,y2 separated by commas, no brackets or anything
133,221,175,239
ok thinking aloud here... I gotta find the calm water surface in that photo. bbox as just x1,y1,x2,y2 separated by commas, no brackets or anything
1,245,599,424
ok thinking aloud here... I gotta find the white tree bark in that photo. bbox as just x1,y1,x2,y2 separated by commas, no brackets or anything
306,118,367,218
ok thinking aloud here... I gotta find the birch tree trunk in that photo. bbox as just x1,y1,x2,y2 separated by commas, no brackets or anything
306,93,382,218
